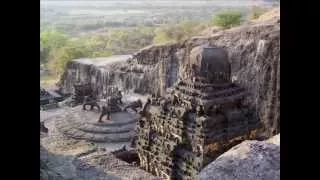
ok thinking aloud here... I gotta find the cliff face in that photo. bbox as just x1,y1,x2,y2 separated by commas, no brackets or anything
134,17,280,137
135,17,279,138
59,16,280,138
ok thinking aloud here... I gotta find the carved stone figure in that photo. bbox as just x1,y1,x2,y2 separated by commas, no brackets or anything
160,97,171,115
196,105,205,116
104,95,122,113
98,105,111,122
124,99,143,113
171,91,180,106
140,98,151,117
190,96,197,112
71,83,93,106
40,122,48,133
82,96,100,111
116,90,123,104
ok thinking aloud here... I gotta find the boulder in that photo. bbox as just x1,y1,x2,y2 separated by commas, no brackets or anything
197,134,280,180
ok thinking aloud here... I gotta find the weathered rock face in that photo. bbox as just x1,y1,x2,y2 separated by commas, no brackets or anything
134,18,280,138
40,145,66,180
59,16,279,138
40,160,66,180
135,46,260,179
59,55,168,97
266,133,280,145
196,134,280,180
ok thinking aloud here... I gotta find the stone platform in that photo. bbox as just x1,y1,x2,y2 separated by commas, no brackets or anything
55,106,139,143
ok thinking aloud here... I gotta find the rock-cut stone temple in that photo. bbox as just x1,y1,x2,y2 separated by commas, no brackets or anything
135,45,260,180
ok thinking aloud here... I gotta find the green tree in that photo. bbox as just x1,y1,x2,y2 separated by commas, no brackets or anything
153,27,175,44
40,30,68,65
212,10,243,29
48,42,90,77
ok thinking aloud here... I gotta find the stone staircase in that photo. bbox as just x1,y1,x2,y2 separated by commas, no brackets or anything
55,106,139,143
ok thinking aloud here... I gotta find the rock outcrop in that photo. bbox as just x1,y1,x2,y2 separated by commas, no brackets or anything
40,145,66,180
196,134,280,180
266,133,280,145
40,159,66,180
59,12,279,138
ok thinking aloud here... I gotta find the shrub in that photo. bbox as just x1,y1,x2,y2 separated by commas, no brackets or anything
250,6,267,20
153,27,175,44
40,30,68,65
212,10,243,29
153,20,207,44
48,42,90,77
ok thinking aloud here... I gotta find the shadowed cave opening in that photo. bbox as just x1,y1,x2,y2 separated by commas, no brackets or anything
112,149,140,165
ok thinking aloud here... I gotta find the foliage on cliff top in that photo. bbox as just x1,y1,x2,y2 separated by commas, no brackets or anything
250,6,268,20
41,20,209,77
48,42,91,77
41,27,156,77
153,20,209,44
212,10,244,29
254,7,279,21
41,7,279,78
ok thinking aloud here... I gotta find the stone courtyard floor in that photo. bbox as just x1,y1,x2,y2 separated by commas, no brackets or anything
40,105,159,180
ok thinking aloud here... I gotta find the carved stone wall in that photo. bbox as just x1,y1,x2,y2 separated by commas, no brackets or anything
136,46,260,179
71,83,93,106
